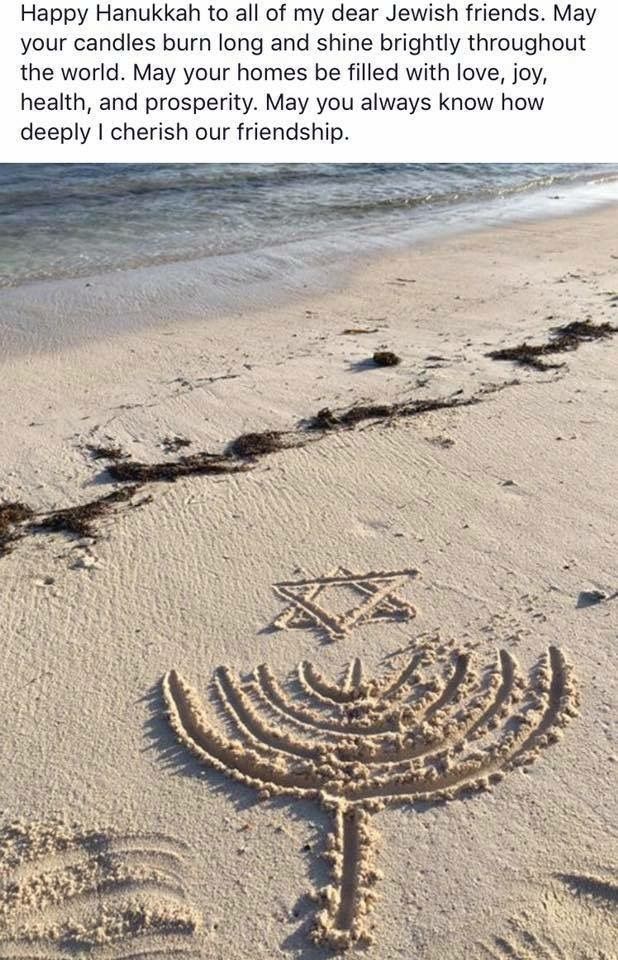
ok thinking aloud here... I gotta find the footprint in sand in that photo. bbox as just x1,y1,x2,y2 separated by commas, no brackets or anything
479,871,617,959
0,820,201,958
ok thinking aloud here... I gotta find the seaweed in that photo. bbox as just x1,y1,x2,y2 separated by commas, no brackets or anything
308,408,340,431
0,381,509,560
87,444,128,461
161,435,192,453
0,502,33,530
0,502,35,557
487,319,618,370
553,318,617,341
399,395,479,417
373,350,401,367
31,487,141,539
228,431,297,459
308,404,394,431
341,327,378,335
307,394,477,431
107,452,246,483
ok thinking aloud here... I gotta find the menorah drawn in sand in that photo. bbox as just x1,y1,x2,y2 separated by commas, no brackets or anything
163,643,578,950
272,566,418,642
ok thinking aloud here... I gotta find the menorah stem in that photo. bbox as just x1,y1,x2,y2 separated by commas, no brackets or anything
313,802,380,950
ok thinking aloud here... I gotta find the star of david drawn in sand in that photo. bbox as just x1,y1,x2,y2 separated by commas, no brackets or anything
272,566,418,641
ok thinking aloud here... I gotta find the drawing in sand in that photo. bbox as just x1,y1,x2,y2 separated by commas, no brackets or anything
272,566,418,642
479,871,618,959
162,641,579,949
0,820,201,956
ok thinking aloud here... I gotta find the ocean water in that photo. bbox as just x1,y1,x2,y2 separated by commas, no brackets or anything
1,163,618,290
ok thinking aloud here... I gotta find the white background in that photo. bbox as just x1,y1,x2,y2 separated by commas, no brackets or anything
1,0,616,161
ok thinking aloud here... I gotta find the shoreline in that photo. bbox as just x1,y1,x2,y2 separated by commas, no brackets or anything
2,181,618,357
1,203,616,514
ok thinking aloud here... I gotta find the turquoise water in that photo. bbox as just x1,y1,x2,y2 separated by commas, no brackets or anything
1,164,617,289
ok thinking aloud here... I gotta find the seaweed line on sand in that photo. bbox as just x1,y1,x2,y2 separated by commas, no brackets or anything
4,315,616,561
1,379,516,561
0,488,143,560
486,318,618,371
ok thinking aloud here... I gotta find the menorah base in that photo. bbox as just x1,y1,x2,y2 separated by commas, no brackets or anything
312,802,382,950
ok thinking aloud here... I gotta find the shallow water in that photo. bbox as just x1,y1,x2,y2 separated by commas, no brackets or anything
1,163,618,356
2,163,617,289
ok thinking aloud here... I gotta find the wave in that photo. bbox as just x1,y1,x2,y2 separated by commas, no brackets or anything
1,163,617,288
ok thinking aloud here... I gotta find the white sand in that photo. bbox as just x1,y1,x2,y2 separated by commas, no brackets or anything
0,208,616,958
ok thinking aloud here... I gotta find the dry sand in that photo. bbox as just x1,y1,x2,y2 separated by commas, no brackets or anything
0,208,617,958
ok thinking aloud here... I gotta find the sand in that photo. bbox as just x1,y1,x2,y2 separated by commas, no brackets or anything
0,207,616,958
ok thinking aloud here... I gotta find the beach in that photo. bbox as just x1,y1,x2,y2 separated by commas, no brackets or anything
0,204,616,958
